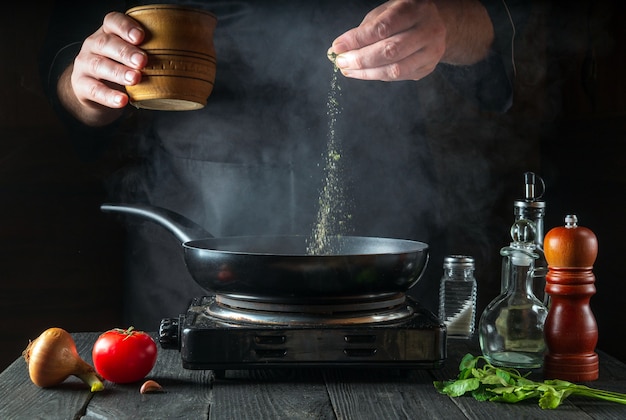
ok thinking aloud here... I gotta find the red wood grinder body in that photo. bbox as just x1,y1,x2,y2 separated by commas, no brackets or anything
543,214,599,381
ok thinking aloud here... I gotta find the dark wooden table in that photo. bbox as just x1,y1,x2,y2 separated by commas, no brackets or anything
2,332,626,419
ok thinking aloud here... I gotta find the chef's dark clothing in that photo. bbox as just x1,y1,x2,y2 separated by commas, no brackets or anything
41,0,533,330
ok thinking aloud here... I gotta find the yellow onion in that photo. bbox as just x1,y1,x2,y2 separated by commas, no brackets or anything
22,327,104,392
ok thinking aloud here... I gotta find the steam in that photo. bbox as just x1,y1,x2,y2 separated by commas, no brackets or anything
109,1,544,313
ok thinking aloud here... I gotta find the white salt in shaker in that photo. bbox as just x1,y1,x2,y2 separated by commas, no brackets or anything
438,255,477,339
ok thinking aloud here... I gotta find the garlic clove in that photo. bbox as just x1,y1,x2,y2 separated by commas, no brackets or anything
140,379,164,394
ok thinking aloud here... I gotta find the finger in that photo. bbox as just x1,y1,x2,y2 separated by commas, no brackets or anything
330,1,418,54
74,74,129,108
83,31,148,71
74,51,143,88
330,5,388,54
84,12,147,70
335,23,440,72
102,11,145,46
339,47,440,82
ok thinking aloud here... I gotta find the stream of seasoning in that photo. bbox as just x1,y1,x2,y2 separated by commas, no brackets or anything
306,54,353,255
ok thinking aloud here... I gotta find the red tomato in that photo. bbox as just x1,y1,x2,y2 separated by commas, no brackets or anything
92,327,158,384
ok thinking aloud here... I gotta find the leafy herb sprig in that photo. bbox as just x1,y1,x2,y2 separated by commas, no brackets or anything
434,353,626,409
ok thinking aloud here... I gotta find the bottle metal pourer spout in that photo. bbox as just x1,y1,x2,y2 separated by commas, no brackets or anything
523,171,544,202
514,172,546,244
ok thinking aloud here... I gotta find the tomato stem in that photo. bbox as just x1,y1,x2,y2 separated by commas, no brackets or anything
113,326,137,340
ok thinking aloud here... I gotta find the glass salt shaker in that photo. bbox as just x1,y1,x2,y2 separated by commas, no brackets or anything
479,219,548,368
438,255,478,339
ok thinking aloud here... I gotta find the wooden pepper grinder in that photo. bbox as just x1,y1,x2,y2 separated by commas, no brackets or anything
543,214,599,381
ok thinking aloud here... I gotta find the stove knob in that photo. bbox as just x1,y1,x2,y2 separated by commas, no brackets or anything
159,316,181,350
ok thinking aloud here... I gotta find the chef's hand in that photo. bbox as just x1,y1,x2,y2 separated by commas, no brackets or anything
328,0,494,81
57,12,147,126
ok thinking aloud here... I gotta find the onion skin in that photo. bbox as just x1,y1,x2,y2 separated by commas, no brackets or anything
22,327,104,392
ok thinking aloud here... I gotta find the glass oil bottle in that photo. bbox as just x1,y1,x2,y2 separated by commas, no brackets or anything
479,219,548,368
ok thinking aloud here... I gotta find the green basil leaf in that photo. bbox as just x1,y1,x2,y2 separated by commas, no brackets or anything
442,378,481,397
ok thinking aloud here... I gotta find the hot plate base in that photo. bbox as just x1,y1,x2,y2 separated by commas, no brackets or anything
159,296,447,373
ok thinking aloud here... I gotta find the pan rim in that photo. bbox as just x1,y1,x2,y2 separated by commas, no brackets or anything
182,234,428,257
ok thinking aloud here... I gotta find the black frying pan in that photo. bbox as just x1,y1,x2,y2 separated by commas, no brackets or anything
100,203,429,297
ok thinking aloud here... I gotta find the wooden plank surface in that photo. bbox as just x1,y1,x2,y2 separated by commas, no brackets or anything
83,341,214,420
0,333,97,420
323,368,464,420
211,369,334,419
3,333,626,419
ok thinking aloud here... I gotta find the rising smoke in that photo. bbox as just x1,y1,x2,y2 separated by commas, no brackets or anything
110,0,543,314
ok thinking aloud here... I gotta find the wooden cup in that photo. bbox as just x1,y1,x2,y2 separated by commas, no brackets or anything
125,4,217,111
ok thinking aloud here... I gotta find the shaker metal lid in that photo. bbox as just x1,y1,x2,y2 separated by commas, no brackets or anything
443,255,475,267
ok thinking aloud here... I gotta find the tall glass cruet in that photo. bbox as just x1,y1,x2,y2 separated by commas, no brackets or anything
479,218,549,368
504,172,548,305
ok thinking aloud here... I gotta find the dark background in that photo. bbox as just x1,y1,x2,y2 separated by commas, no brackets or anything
1,1,624,372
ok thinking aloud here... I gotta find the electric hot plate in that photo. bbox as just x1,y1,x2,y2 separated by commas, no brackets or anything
159,293,447,377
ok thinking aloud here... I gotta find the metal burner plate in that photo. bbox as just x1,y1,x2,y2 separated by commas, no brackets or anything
208,293,413,326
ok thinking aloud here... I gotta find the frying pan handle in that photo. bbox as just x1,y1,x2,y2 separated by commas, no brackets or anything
100,203,214,243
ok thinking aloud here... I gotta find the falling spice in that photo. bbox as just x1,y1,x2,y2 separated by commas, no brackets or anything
306,57,353,255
